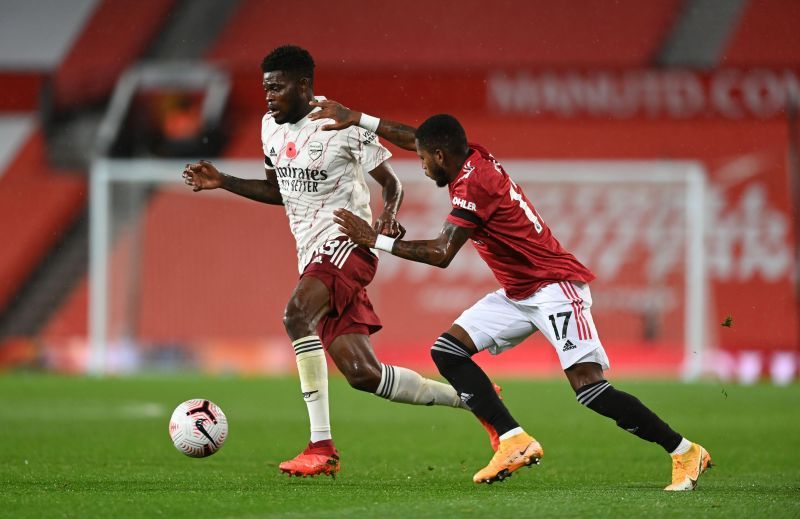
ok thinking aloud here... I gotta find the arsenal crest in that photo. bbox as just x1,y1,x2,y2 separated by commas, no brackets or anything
308,141,323,160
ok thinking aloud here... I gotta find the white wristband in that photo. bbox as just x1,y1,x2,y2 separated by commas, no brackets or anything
374,234,396,253
359,113,380,132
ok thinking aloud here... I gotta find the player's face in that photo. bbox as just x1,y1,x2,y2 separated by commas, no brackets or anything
416,142,449,188
262,71,308,124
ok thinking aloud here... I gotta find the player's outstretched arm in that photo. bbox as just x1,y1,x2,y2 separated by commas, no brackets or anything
182,160,283,205
308,99,417,151
333,208,472,268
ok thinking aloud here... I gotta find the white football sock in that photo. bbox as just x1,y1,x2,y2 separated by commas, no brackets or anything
670,437,692,456
499,427,525,441
292,336,331,443
375,364,465,408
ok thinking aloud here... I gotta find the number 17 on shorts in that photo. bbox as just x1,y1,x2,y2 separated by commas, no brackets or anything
533,282,608,370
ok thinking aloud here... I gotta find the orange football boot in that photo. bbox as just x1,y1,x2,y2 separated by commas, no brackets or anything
473,431,543,484
664,442,712,491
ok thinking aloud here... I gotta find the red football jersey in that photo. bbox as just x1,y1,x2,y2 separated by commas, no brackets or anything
446,144,595,300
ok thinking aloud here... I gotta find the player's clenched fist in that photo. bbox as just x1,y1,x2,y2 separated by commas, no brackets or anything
182,160,224,192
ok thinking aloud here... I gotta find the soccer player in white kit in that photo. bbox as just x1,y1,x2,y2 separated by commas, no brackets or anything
182,46,488,477
313,99,712,491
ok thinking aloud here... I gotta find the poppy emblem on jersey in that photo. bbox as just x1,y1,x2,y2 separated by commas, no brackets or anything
286,142,297,159
308,141,323,160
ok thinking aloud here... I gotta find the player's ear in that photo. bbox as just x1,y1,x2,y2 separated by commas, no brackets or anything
434,149,446,167
298,76,311,95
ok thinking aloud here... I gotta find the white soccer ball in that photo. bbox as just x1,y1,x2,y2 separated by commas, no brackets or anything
169,399,228,458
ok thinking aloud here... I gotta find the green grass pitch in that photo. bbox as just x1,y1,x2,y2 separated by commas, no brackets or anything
1,374,798,518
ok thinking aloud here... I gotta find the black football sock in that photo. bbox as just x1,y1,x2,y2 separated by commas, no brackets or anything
576,380,682,453
430,332,519,436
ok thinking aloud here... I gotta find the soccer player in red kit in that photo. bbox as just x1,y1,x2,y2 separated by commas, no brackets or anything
312,101,712,490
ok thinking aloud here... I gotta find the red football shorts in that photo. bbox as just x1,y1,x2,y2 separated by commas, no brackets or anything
300,236,382,349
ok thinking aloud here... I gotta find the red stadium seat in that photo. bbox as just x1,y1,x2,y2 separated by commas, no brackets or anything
0,130,85,312
51,0,177,111
210,0,681,69
723,0,800,66
208,0,682,113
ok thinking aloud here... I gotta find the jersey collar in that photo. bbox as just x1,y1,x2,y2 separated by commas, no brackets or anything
451,148,480,186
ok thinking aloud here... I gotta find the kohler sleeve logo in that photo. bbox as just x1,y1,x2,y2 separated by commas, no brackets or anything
452,196,477,211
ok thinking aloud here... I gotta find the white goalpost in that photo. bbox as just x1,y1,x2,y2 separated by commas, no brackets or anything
500,161,708,380
89,158,708,378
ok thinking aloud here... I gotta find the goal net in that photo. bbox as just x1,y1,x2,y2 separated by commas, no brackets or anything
89,158,709,378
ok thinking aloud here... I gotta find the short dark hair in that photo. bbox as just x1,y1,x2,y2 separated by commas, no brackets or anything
414,114,468,155
261,45,315,85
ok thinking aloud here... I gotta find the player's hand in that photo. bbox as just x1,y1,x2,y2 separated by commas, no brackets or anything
333,208,378,247
373,211,405,238
308,99,359,131
183,160,223,191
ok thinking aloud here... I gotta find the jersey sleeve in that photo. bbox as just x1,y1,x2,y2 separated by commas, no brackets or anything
446,171,503,229
346,126,392,173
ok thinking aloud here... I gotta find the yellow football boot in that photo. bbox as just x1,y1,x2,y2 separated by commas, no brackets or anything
664,442,712,491
472,432,543,484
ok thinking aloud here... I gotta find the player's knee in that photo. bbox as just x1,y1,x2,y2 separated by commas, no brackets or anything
431,333,471,373
574,380,612,410
430,348,449,372
566,362,605,392
341,362,381,393
282,303,314,339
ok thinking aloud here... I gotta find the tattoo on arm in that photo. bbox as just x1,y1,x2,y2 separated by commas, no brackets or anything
391,222,472,267
376,120,418,151
221,171,283,205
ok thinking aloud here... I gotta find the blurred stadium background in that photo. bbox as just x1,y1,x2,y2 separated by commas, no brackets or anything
0,0,798,384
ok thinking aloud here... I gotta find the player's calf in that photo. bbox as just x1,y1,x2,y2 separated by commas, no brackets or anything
574,380,683,452
374,363,465,408
431,333,519,440
339,360,382,393
575,379,713,489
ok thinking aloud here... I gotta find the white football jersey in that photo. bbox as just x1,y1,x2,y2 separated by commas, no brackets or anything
261,97,392,272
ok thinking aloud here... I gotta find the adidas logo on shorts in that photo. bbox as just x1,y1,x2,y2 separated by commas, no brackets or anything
562,340,577,352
